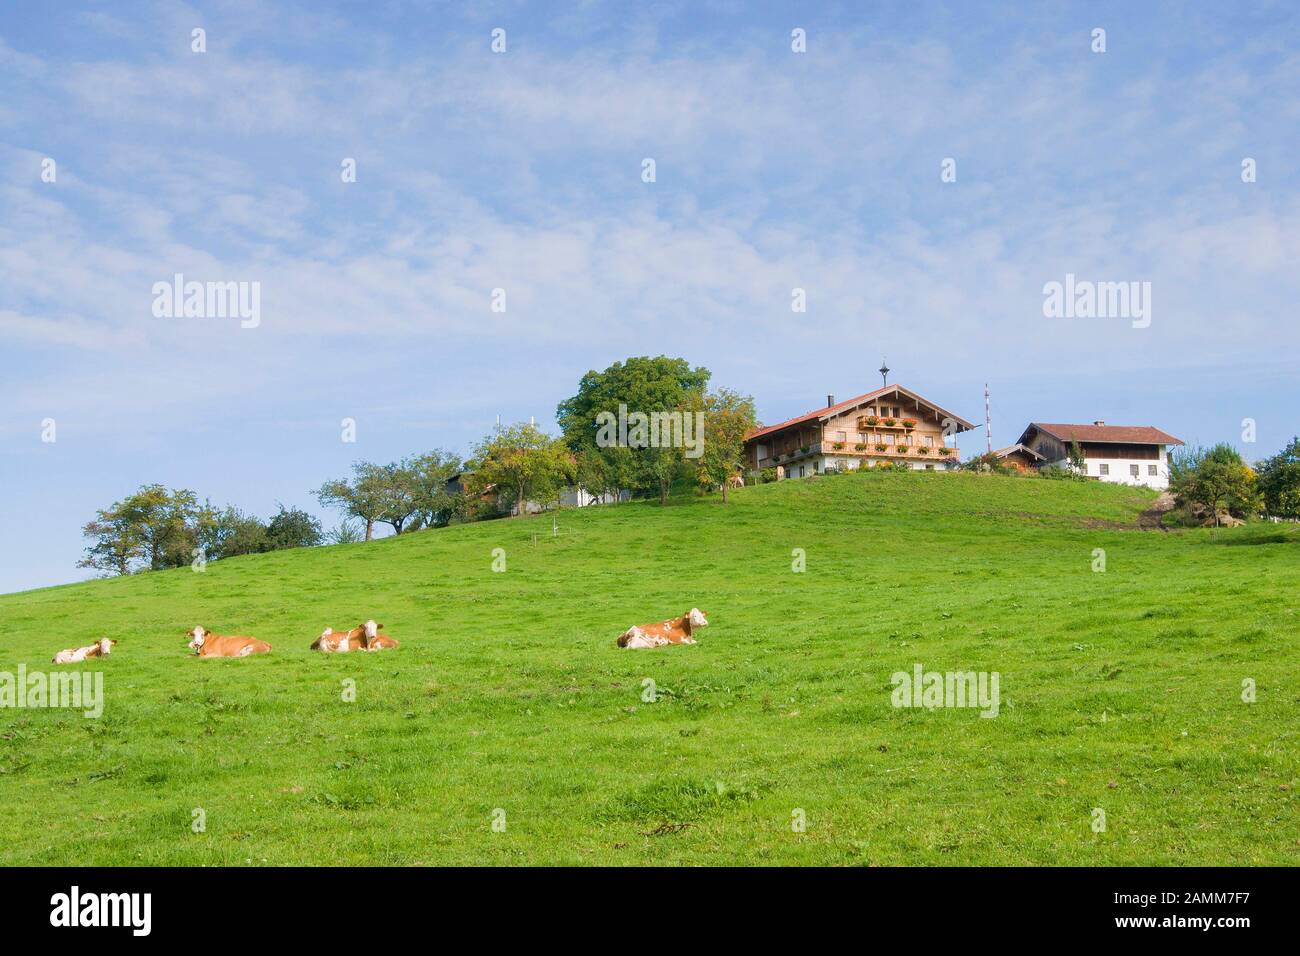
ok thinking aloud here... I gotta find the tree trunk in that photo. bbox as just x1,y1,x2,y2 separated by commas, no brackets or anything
722,482,729,505
365,518,374,541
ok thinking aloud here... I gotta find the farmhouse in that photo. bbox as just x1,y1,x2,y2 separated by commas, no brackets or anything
744,384,975,477
1016,421,1184,488
989,443,1046,473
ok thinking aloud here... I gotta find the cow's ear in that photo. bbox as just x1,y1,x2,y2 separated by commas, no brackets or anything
377,623,385,630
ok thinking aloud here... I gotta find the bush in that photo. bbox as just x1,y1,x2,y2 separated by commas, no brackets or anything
1040,464,1087,481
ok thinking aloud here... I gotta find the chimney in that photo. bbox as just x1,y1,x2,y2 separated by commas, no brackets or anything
1093,419,1106,426
827,394,835,408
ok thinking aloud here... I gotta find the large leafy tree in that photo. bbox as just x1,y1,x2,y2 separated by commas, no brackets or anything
202,506,269,559
266,505,323,550
79,485,212,575
78,507,147,576
556,356,710,504
1256,436,1300,518
1170,444,1261,525
315,462,392,541
689,387,758,504
467,423,575,517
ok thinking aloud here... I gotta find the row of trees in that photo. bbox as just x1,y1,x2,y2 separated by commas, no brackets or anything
80,356,761,573
311,358,759,530
79,485,322,576
314,451,466,540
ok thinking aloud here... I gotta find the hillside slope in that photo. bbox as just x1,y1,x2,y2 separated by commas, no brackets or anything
1,472,1296,865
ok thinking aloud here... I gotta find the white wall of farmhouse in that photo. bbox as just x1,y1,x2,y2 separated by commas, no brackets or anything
1040,446,1171,489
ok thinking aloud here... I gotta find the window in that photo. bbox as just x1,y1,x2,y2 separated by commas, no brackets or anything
885,434,895,445
1148,464,1158,476
1099,463,1110,475
924,435,934,447
1129,463,1140,477
836,431,846,442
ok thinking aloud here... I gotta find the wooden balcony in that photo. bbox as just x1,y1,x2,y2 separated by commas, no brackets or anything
759,443,958,469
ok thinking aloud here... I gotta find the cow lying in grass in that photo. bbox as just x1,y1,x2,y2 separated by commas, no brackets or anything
187,627,272,657
618,608,709,649
310,620,399,653
52,638,116,664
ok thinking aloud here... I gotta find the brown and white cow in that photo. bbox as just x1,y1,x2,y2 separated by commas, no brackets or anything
186,627,272,658
360,620,399,650
310,627,366,653
311,620,399,652
725,474,744,489
617,608,709,649
52,638,117,664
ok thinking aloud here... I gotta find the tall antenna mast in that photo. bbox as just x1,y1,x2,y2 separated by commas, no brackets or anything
879,358,890,387
985,383,992,454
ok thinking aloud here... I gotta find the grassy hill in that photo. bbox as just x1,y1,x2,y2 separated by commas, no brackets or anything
1,471,1296,865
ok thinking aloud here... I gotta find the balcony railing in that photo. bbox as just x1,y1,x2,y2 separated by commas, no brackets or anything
761,442,957,468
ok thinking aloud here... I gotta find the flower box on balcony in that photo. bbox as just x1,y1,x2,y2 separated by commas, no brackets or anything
853,442,867,451
875,444,889,452
902,419,917,429
832,441,845,450
883,418,897,427
938,447,952,456
916,446,930,455
801,445,810,453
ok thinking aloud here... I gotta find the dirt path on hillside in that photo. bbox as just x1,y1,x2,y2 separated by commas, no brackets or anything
1137,491,1177,531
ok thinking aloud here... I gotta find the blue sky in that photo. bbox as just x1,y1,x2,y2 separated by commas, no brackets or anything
2,0,1298,593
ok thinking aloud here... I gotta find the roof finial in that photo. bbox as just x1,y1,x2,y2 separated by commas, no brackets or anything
879,358,890,387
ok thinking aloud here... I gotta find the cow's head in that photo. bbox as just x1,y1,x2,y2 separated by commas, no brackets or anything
98,638,117,655
363,620,383,639
186,626,210,650
688,608,709,628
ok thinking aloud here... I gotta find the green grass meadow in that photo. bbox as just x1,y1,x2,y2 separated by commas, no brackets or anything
1,471,1296,865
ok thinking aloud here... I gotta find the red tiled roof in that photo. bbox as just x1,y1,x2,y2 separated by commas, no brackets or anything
745,385,975,442
1025,423,1184,446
